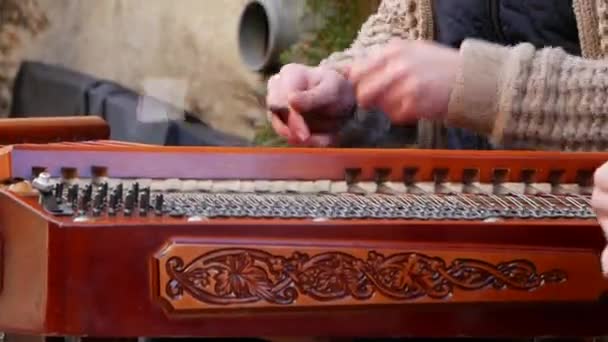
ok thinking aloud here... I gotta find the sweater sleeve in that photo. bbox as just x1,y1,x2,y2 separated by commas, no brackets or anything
319,0,434,70
445,39,608,151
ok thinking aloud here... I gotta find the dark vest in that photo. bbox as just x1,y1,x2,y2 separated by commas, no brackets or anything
432,0,581,149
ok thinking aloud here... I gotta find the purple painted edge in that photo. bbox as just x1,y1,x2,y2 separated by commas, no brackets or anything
10,149,347,180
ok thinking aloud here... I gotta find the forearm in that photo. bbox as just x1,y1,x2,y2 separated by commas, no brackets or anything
446,39,608,151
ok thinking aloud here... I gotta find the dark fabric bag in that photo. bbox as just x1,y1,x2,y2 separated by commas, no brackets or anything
10,61,248,146
11,61,98,117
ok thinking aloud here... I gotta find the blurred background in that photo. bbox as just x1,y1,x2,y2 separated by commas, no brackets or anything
0,0,380,146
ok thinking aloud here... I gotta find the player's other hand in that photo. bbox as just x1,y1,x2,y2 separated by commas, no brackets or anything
592,160,608,276
346,39,460,125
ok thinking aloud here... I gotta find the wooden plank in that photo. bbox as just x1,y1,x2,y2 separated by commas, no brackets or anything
0,117,109,145
36,224,608,337
0,192,49,333
0,145,12,180
8,146,606,182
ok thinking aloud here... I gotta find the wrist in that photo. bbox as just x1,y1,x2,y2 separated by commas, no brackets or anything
445,40,512,139
445,39,536,146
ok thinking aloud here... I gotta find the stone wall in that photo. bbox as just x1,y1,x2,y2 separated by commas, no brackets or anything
1,0,49,115
0,0,266,140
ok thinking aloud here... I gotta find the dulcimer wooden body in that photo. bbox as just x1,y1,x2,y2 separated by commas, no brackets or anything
0,140,607,338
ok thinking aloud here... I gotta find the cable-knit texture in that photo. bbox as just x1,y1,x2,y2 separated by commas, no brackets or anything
448,39,608,151
505,47,608,151
597,0,608,56
574,0,604,59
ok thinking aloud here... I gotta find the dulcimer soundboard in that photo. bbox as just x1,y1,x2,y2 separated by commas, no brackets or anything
0,140,607,338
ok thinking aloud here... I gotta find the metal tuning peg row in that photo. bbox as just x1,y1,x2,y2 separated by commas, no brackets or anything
54,183,64,203
154,194,164,216
32,172,53,194
139,188,150,216
92,191,104,217
108,191,118,217
124,190,135,216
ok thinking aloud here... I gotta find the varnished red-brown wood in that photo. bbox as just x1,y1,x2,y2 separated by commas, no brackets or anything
152,241,599,312
7,142,608,182
0,146,11,180
0,117,109,145
0,142,607,338
0,192,49,332
0,190,606,338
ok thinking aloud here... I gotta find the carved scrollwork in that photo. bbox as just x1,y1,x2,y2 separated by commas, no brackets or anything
163,249,566,306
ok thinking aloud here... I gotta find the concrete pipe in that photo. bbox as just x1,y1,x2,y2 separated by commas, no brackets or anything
237,0,317,73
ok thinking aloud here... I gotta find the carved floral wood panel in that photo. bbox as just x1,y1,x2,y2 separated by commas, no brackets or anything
149,240,608,315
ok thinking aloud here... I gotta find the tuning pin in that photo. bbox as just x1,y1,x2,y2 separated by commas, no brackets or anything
83,184,93,203
124,190,135,216
141,187,150,201
32,172,53,193
154,194,164,216
169,209,184,218
132,182,139,204
68,184,79,208
100,182,109,199
92,192,104,216
54,183,64,203
139,190,150,216
77,190,88,216
116,183,123,203
108,191,118,216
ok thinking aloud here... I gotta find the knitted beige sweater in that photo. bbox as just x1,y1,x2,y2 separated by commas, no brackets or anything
320,0,608,151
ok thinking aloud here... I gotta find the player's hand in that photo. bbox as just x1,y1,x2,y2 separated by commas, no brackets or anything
592,161,608,276
346,39,460,124
266,63,356,146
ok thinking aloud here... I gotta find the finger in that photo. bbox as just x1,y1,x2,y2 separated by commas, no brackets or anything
267,75,310,141
374,81,419,125
269,112,291,138
598,215,608,276
267,73,280,88
286,109,311,142
288,77,338,114
288,134,336,148
355,62,408,109
265,74,286,108
267,103,291,137
593,187,608,213
600,215,608,239
266,69,309,108
348,53,387,86
307,134,336,147
347,40,405,85
381,84,406,116
595,162,608,192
